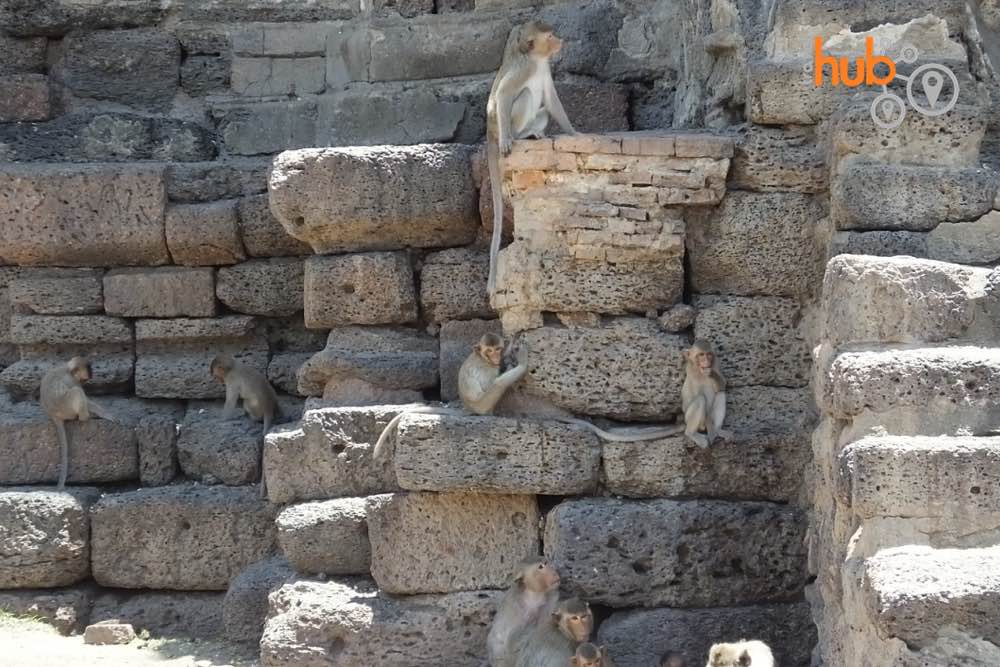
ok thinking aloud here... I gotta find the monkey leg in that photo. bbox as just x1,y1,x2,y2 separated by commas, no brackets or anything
53,419,69,488
710,391,733,442
510,89,547,139
683,396,710,448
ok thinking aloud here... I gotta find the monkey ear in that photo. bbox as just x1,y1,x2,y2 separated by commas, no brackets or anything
520,37,534,53
738,650,752,667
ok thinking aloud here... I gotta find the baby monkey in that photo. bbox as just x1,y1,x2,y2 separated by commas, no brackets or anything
705,640,774,667
571,643,617,667
681,340,731,448
40,356,114,488
210,354,279,498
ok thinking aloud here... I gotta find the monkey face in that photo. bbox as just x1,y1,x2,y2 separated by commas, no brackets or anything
573,643,604,667
478,344,503,367
523,559,560,592
537,31,562,56
68,357,92,382
563,611,593,642
708,646,751,667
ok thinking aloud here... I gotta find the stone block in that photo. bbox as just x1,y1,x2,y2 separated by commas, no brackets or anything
260,579,499,667
181,54,230,96
176,403,265,486
439,319,501,403
237,194,311,257
0,587,92,635
8,314,129,346
167,158,269,203
90,485,276,590
0,164,169,267
0,0,168,36
277,498,370,576
731,124,827,193
315,87,467,146
597,603,816,667
104,267,216,318
232,22,330,56
223,557,294,644
9,269,104,315
231,56,324,96
419,248,492,322
658,304,696,333
368,17,509,80
269,144,477,254
84,622,136,645
519,319,687,421
927,210,1000,265
0,488,98,588
166,200,245,266
91,590,225,639
394,413,601,495
746,59,854,125
693,295,810,387
367,492,539,594
177,0,359,23
830,231,928,259
0,74,50,122
555,79,629,133
304,253,417,328
0,35,47,74
216,100,317,156
544,498,808,607
687,191,824,298
832,161,998,232
267,352,312,396
138,413,180,487
1,353,134,398
821,255,997,347
61,29,180,110
216,259,303,316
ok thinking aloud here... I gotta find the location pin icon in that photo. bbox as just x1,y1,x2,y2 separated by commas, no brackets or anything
922,70,943,108
880,99,895,121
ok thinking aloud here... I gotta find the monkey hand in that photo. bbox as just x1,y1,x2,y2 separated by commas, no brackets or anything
499,134,513,156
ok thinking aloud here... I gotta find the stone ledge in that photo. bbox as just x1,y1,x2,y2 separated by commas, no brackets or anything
511,131,734,160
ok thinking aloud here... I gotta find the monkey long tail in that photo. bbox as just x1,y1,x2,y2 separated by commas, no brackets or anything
372,406,468,462
557,418,685,442
486,139,504,295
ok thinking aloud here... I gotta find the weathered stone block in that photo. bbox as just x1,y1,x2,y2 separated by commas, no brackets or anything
177,403,265,486
232,22,330,56
260,579,500,667
0,488,98,588
91,590,225,639
138,413,180,487
830,231,928,259
90,485,276,590
277,498,370,576
304,253,417,328
368,17,509,80
0,587,92,634
746,59,854,125
104,267,216,318
0,0,168,36
61,29,180,109
420,248,492,322
166,200,245,266
223,557,294,644
264,406,403,504
367,492,539,594
315,87,468,146
84,622,136,645
237,194,312,257
0,74,50,122
269,144,477,253
439,319,501,403
177,0,360,23
231,56,325,96
687,191,824,298
0,164,169,267
9,269,104,315
181,54,230,96
544,498,808,607
556,79,630,133
927,210,1000,265
1,353,134,398
832,161,998,231
167,158,269,204
0,35,47,74
9,314,130,346
693,295,810,387
267,352,311,396
216,259,303,316
731,124,827,193
216,100,317,156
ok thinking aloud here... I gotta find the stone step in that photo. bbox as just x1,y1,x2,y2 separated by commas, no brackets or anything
223,557,295,645
276,498,370,577
839,435,1000,520
858,545,1000,649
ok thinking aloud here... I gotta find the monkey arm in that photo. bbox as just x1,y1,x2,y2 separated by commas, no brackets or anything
221,381,239,419
544,77,575,135
464,363,527,415
86,398,116,422
494,69,532,153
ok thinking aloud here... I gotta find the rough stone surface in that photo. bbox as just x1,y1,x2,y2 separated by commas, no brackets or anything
0,587,92,634
177,403,265,486
366,17,509,81
84,622,136,645
104,267,216,318
166,200,246,266
216,99,317,156
137,413,180,487
8,314,130,346
598,603,817,667
0,164,169,267
90,485,276,590
181,54,230,96
61,29,180,110
277,498,371,576
223,556,294,644
0,74,50,122
260,578,500,667
216,258,303,316
267,352,312,396
746,60,856,125
687,191,824,298
731,124,827,193
657,304,697,332
927,210,1000,265
90,590,225,639
263,406,404,504
9,269,104,315
1,353,134,398
438,319,501,402
0,36,47,74
0,0,169,36
167,159,269,203
830,231,928,259
304,252,417,328
0,488,98,589
419,248,492,322
237,194,312,257
269,144,478,254
544,498,808,607
366,492,539,594
394,413,601,495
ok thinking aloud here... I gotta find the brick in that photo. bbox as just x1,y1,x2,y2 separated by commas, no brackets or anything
166,200,245,266
104,267,216,318
303,252,417,328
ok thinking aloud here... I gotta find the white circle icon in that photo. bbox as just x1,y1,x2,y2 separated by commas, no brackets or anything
906,63,960,116
870,91,906,129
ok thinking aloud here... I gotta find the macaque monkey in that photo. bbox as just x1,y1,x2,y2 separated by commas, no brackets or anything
210,354,279,498
488,557,561,667
705,641,774,667
39,356,114,488
681,340,731,449
486,20,576,293
511,597,594,667
571,643,617,667
660,651,687,667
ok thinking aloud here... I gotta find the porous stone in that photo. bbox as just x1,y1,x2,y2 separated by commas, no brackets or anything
166,200,245,266
367,492,539,594
137,413,179,487
314,87,467,146
438,319,501,402
181,54,230,96
657,304,696,332
394,413,601,495
167,158,269,203
0,488,98,588
91,590,225,639
216,99,317,156
8,314,130,346
84,622,135,645
269,144,478,254
90,485,276,590
0,74,50,122
832,161,999,231
692,295,810,387
597,603,816,667
518,319,687,421
1,353,134,398
554,78,630,133
178,0,360,23
304,253,417,328
9,269,104,315
260,579,500,667
746,59,855,125
237,194,312,257
277,498,371,576
544,498,808,607
216,259,303,316
367,16,509,80
830,231,928,259
0,0,168,36
0,587,92,635
0,36,47,74
223,557,294,644
104,267,216,318
263,405,404,504
231,56,325,96
687,191,824,298
61,29,180,110
267,352,312,396
0,164,169,267
731,124,827,193
176,403,265,486
927,211,1000,265
420,248,492,322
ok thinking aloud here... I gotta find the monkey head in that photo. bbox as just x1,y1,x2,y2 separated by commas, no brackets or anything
210,354,234,382
686,340,716,374
554,598,593,643
660,650,687,667
516,556,560,593
517,20,563,58
67,356,92,383
475,333,504,368
706,643,753,667
571,643,604,667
